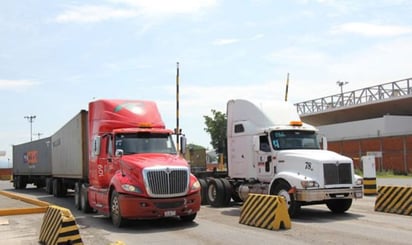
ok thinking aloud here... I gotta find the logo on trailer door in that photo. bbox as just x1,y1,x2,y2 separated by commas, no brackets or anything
24,151,38,165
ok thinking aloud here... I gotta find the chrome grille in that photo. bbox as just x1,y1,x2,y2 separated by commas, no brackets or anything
143,166,189,198
323,163,352,185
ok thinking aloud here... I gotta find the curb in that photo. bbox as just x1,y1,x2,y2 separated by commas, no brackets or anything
0,190,50,216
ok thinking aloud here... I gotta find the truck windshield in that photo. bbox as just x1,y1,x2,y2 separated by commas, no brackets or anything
270,130,320,150
115,132,177,155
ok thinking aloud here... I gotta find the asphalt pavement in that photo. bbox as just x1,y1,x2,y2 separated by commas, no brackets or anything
1,177,411,244
0,180,47,244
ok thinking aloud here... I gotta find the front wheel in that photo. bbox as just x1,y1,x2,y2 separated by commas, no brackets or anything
271,181,300,217
326,199,352,213
110,190,128,228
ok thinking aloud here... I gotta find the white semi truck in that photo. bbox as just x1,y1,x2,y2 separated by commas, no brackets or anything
200,99,363,217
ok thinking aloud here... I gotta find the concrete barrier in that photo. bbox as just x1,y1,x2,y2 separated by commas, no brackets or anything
375,185,412,216
39,205,83,245
363,177,377,195
239,194,291,230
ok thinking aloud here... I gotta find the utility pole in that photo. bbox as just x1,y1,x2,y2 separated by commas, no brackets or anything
284,73,290,102
24,115,36,141
175,62,180,152
336,81,349,106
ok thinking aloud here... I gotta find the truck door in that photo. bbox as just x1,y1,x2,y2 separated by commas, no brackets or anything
256,135,273,182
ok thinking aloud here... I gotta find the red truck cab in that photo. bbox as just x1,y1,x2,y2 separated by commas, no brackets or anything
84,99,201,227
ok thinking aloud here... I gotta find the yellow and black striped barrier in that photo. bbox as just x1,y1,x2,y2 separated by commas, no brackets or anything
363,177,377,195
239,194,291,230
375,185,412,216
39,205,83,245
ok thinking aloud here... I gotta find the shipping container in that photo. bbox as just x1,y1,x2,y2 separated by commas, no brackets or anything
51,110,88,179
12,137,52,189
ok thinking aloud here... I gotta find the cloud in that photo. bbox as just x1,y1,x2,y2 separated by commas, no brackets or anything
112,0,218,17
331,22,412,37
212,38,240,46
55,0,218,23
0,79,39,91
55,5,138,23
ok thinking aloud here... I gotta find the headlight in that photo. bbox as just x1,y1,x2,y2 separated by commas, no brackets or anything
301,180,319,188
121,184,142,194
191,180,201,191
354,174,363,185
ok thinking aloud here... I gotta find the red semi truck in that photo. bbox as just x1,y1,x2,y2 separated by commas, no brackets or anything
13,99,201,227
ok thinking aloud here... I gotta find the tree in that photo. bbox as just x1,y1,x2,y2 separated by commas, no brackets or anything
203,109,227,153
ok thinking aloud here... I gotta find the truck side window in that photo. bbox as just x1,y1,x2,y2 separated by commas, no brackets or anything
234,124,244,133
259,136,270,152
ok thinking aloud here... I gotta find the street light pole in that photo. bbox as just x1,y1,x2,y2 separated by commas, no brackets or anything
24,115,36,141
336,81,349,106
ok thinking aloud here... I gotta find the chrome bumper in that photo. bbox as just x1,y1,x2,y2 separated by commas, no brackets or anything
295,187,363,202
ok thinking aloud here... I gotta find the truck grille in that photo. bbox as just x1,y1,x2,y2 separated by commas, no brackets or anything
143,166,189,198
323,163,352,185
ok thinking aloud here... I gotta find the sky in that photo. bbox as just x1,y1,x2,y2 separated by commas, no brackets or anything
1,0,412,167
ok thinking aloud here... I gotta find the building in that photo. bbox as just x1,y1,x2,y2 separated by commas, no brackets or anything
295,78,412,174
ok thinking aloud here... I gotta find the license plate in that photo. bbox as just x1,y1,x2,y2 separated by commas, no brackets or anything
164,210,176,217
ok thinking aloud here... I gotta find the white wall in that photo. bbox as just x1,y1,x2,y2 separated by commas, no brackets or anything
317,115,412,140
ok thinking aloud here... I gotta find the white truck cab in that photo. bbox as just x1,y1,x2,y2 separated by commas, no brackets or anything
224,99,363,216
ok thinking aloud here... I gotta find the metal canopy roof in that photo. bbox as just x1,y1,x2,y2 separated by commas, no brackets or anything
295,78,412,126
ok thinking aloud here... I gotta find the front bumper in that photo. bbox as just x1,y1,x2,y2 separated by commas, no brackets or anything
118,191,201,219
296,186,363,202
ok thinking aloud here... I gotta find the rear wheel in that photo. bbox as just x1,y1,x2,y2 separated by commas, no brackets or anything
206,178,226,207
326,199,352,213
220,178,233,206
45,178,53,194
52,179,67,197
271,181,300,217
14,176,27,189
180,213,197,222
110,190,128,228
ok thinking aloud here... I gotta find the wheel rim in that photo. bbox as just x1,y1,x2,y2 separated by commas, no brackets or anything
208,184,217,202
111,195,120,217
277,189,291,208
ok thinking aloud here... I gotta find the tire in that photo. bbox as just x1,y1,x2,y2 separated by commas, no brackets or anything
199,178,209,205
14,176,27,189
45,178,53,194
80,184,93,213
35,180,45,189
206,178,226,207
220,178,233,206
271,181,301,218
52,179,67,197
231,191,243,203
180,213,197,222
74,182,81,210
326,199,352,213
110,190,128,228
